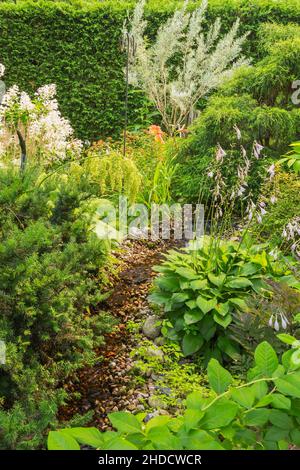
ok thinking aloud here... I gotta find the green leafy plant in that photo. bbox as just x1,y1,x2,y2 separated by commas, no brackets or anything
148,236,297,360
279,142,300,174
48,338,300,450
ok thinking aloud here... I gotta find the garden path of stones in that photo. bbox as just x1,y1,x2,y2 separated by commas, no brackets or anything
59,239,177,431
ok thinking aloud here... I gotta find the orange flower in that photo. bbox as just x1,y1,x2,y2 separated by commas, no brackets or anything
148,125,165,144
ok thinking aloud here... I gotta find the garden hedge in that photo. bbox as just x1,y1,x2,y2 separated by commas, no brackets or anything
0,0,299,140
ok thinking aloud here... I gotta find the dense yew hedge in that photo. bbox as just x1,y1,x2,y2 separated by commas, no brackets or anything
0,0,300,140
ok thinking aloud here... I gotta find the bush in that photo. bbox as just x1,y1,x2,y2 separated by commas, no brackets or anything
250,171,300,249
148,237,298,362
1,0,300,140
48,338,300,450
0,166,114,448
174,26,300,203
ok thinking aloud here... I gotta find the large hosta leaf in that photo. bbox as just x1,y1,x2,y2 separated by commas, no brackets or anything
196,296,217,314
225,277,253,289
182,333,204,356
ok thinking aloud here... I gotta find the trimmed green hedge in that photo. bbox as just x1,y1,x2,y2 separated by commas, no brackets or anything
0,0,300,140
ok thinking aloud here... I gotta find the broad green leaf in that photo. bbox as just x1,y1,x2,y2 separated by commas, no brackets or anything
156,276,179,292
190,279,208,290
207,358,233,394
145,416,170,433
48,431,80,450
271,394,291,410
277,333,297,346
264,426,289,442
109,412,142,434
181,429,224,450
217,336,240,361
185,299,197,309
269,409,293,430
215,302,230,317
208,273,226,287
239,263,259,276
184,309,203,325
254,341,278,377
104,437,139,450
148,291,170,305
147,425,180,450
275,373,300,398
231,387,255,409
251,380,268,400
61,427,103,448
199,400,238,429
186,392,209,410
171,292,189,304
290,429,300,446
229,297,249,312
225,277,253,289
175,267,198,280
183,409,204,430
196,296,217,314
244,408,270,426
182,333,204,356
213,313,232,328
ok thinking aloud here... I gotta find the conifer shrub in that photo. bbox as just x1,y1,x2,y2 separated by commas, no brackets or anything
0,166,114,449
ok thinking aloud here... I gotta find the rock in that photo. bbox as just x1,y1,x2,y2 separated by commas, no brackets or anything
147,346,164,361
154,336,166,347
112,406,119,412
142,316,161,339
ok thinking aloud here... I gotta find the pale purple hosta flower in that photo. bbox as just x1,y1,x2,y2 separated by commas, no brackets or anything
253,141,264,159
246,199,256,221
267,163,276,181
234,124,242,140
241,146,247,159
282,216,300,241
269,313,289,331
216,144,226,163
207,170,214,178
258,201,267,216
270,195,277,204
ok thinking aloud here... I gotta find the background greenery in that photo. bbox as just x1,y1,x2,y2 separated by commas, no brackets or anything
1,0,300,140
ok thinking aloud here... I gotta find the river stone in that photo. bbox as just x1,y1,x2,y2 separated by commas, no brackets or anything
142,315,161,339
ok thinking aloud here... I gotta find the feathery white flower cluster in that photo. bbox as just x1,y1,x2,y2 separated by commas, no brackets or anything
0,66,82,165
123,0,249,135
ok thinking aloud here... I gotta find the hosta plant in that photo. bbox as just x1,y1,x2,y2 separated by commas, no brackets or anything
48,339,300,450
148,236,298,360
